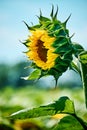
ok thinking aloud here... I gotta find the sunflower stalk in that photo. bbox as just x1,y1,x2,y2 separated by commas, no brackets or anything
79,51,87,108
81,63,87,108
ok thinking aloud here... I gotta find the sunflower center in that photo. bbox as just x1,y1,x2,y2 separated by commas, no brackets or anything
37,40,48,62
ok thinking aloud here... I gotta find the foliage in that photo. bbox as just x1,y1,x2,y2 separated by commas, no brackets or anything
0,87,87,130
9,96,75,120
8,96,87,129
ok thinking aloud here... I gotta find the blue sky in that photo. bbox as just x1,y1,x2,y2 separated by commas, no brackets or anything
0,0,87,64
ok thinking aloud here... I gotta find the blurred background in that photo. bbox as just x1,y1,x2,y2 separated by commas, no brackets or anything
0,0,87,88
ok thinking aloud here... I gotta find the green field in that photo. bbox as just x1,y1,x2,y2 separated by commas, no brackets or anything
0,86,87,129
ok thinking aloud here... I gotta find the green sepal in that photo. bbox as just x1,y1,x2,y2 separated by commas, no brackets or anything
38,11,50,24
47,19,69,37
50,4,54,18
63,14,71,28
50,49,73,83
62,49,73,61
50,5,58,21
53,64,68,73
54,44,72,54
48,68,62,84
40,21,52,29
23,21,35,30
30,62,38,68
50,58,70,82
53,5,58,20
55,57,69,67
30,24,41,30
65,29,69,36
72,42,84,57
54,28,67,37
22,38,31,47
48,22,61,31
52,37,68,47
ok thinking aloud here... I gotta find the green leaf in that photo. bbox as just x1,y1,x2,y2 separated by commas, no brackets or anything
21,69,41,80
28,69,41,80
52,115,84,130
9,96,75,120
79,51,87,108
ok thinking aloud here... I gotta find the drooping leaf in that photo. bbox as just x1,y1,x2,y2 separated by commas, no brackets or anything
9,96,75,120
28,69,41,80
52,115,84,130
21,69,41,80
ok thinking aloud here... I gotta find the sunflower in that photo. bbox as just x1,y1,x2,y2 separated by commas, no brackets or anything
26,29,58,70
23,6,76,82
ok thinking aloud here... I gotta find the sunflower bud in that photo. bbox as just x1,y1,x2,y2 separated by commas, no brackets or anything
23,6,77,84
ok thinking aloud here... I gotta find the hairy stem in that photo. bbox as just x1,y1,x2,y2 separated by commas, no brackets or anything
80,63,87,108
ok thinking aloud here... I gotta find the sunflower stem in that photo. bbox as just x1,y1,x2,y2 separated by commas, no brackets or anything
80,63,87,108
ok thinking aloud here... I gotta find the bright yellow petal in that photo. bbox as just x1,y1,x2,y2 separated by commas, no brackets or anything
26,29,59,70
